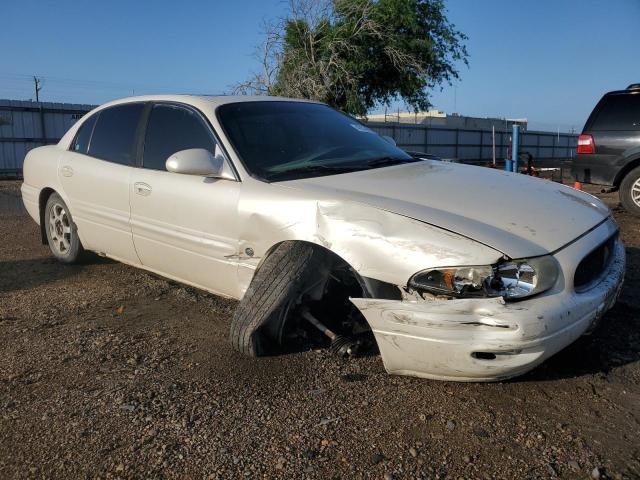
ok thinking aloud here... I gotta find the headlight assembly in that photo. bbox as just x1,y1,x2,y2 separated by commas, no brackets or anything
409,256,559,300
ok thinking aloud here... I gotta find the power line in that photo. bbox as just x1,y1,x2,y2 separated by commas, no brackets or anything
0,71,203,97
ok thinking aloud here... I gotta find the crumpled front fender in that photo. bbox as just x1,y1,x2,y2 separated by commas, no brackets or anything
236,183,502,298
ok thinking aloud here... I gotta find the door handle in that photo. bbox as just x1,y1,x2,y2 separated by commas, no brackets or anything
134,182,152,196
60,165,74,177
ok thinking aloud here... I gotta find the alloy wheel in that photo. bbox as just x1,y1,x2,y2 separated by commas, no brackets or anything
632,178,640,208
48,203,72,255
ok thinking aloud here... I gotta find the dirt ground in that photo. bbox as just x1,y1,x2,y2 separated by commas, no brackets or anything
1,178,639,480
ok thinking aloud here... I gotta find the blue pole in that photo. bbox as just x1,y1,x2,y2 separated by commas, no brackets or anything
511,124,519,172
505,159,513,172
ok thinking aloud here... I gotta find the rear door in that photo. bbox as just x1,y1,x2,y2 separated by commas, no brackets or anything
59,103,144,263
129,102,241,297
584,92,640,183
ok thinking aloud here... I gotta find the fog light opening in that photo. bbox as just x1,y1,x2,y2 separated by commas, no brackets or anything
472,352,497,360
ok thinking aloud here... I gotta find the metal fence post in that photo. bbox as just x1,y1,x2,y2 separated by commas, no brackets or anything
38,103,47,145
511,124,519,172
454,129,459,160
492,126,496,166
424,126,429,153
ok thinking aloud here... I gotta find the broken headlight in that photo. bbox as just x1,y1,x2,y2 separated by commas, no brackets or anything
409,256,558,299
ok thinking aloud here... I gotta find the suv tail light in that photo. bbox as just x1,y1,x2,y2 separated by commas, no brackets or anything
577,134,595,154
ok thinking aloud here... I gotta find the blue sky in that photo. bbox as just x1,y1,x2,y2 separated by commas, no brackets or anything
1,0,638,131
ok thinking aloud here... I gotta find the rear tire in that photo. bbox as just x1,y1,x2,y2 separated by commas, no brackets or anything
619,166,640,217
230,241,327,356
44,193,85,264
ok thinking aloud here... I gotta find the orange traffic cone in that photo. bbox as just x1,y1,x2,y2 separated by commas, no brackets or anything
574,181,583,190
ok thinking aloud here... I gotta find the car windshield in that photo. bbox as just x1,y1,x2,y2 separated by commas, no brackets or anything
216,101,416,181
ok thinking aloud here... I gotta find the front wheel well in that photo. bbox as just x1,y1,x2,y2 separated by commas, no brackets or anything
38,187,56,244
253,240,402,301
236,240,401,356
254,240,371,299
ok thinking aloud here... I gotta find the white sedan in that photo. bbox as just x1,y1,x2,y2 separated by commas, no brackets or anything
21,95,625,381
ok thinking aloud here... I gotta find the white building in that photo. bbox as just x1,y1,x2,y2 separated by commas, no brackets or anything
366,109,527,131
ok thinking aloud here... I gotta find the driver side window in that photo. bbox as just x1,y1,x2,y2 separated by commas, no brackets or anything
142,104,217,171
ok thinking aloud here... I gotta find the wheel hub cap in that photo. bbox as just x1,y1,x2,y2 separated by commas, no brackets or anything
632,178,640,208
48,203,71,254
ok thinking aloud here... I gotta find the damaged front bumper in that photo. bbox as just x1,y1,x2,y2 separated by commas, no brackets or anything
351,220,625,382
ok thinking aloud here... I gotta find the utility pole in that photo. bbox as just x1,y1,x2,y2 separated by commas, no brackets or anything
33,76,42,102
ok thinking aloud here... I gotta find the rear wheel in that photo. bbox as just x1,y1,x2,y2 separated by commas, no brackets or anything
44,193,84,264
619,166,640,217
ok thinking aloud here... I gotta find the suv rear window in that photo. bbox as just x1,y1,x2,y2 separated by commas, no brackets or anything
589,93,640,131
88,103,144,165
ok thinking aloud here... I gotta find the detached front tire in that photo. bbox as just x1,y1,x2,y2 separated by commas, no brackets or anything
230,241,327,356
619,166,640,217
44,193,84,264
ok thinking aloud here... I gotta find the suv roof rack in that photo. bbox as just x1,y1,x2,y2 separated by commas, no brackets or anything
627,83,640,90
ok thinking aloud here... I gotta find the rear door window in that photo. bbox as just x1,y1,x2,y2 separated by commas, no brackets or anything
590,93,640,131
142,104,217,171
88,103,144,165
71,113,97,154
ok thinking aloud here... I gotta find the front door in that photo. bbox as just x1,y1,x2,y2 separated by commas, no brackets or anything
129,103,241,298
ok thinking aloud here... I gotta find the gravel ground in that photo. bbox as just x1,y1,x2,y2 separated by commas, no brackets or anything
0,179,639,479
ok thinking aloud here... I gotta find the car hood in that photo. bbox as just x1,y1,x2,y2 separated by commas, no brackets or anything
279,160,611,258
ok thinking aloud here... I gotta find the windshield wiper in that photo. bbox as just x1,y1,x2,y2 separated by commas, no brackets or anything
364,156,418,168
266,157,418,181
266,164,364,180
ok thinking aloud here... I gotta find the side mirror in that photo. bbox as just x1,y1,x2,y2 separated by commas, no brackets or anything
165,147,234,179
382,135,396,146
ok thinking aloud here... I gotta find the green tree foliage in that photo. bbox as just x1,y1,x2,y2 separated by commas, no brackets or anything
236,0,468,115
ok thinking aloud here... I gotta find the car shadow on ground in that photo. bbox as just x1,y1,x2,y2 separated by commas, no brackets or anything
520,246,640,382
0,253,113,294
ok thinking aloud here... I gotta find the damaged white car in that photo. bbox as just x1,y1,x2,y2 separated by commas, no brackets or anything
21,95,625,381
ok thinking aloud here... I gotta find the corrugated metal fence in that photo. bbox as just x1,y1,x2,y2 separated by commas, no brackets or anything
0,99,94,177
0,100,578,177
366,121,578,163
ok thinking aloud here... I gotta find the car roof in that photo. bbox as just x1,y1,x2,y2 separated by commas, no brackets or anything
96,94,322,112
601,86,640,96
